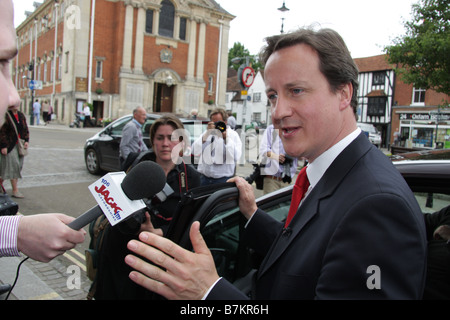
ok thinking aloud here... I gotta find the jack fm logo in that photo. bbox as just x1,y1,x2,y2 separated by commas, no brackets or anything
94,184,123,219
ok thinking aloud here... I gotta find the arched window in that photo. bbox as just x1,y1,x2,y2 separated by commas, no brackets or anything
159,0,175,38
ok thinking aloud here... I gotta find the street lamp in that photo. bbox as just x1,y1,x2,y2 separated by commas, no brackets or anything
278,1,289,34
23,62,35,125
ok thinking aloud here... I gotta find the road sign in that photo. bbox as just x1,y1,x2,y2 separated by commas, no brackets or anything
241,67,255,88
28,80,43,90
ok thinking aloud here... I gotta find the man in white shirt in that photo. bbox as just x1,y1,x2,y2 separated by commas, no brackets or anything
83,103,94,127
32,99,40,125
192,108,242,185
124,28,427,300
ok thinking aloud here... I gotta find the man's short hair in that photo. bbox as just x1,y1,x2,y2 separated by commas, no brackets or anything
209,108,228,122
260,27,359,115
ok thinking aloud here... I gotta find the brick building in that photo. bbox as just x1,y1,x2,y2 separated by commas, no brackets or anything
13,0,234,126
354,54,449,149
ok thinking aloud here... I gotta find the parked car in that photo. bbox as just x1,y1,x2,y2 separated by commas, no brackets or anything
357,123,382,148
166,158,450,295
84,113,208,174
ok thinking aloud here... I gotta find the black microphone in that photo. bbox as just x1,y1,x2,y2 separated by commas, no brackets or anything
68,161,166,230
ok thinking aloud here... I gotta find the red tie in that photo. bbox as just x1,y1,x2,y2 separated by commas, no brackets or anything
285,166,310,227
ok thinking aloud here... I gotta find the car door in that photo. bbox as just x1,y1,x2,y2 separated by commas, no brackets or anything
98,116,131,171
166,183,293,295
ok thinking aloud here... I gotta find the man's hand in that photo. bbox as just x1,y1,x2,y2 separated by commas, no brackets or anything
125,221,219,300
434,225,450,241
227,176,258,219
17,214,86,262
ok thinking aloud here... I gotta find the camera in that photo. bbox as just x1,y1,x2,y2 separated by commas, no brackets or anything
214,121,226,133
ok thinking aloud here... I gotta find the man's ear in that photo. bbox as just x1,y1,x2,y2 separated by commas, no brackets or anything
339,83,353,111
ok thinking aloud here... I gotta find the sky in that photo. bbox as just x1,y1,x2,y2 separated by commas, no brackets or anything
13,0,418,58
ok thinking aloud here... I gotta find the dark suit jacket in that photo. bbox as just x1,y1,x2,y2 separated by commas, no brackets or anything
208,133,427,300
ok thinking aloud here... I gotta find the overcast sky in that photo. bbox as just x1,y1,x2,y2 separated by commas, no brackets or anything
13,0,418,58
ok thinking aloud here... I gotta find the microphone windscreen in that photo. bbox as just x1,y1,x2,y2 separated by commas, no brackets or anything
121,161,166,200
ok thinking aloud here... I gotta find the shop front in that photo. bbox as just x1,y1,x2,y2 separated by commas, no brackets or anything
392,109,450,150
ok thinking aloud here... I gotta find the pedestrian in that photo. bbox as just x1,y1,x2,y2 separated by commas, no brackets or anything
94,115,201,299
119,106,148,171
259,124,298,194
192,108,242,185
0,0,86,264
124,27,427,300
32,99,40,125
83,103,94,127
0,105,29,198
42,99,50,125
226,110,236,130
47,103,53,124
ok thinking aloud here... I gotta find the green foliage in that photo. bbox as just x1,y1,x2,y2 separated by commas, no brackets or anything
384,0,450,94
228,42,263,73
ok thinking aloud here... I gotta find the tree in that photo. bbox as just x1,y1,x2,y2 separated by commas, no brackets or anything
228,42,263,73
384,0,450,95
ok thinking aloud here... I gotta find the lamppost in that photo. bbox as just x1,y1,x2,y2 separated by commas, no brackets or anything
23,62,35,125
278,1,289,34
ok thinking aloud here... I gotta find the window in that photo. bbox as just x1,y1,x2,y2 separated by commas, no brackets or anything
37,60,41,81
43,60,47,82
65,51,69,73
412,87,426,105
96,60,103,79
253,92,261,102
367,97,386,117
58,53,62,80
159,0,175,38
50,56,54,82
145,9,153,34
179,17,187,40
372,71,385,85
208,75,214,92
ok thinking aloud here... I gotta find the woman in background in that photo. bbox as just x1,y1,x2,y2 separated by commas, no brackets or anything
0,105,29,198
94,115,201,300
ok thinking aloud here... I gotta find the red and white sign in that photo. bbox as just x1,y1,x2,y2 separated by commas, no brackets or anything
241,66,255,87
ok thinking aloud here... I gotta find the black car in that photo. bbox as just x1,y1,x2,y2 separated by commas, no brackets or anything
84,113,208,174
166,158,450,295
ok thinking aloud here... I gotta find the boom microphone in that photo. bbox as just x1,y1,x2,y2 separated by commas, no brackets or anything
68,161,166,230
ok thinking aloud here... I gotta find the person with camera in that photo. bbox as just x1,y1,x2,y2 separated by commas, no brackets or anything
192,108,242,186
259,124,299,194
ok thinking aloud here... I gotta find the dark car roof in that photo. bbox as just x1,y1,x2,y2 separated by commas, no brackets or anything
393,160,450,195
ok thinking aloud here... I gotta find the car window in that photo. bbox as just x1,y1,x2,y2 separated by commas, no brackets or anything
109,117,131,136
202,192,291,285
183,122,208,144
142,119,157,138
414,192,450,214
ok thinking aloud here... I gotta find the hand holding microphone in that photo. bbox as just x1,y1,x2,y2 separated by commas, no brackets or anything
68,161,166,230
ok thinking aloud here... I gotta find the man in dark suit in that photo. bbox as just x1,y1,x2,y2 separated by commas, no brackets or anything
124,28,427,299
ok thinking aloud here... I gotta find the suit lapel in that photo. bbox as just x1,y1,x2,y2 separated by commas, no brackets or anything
257,133,372,278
